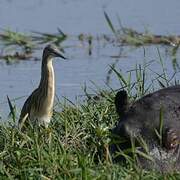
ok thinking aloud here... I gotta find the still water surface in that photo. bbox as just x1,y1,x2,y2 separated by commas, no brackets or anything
0,0,180,118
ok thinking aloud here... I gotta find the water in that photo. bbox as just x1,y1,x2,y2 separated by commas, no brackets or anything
1,0,180,34
0,0,180,119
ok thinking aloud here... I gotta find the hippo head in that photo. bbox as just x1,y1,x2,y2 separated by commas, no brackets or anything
111,90,180,172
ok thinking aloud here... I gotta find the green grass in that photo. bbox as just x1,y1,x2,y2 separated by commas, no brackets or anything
0,62,180,179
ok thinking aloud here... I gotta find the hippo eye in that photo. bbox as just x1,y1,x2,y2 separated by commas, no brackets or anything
164,128,179,151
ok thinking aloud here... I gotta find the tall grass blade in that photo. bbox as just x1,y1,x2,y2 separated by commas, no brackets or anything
104,11,116,35
110,65,127,87
7,95,16,122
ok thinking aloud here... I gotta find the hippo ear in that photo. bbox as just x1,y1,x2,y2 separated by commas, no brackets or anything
115,90,128,117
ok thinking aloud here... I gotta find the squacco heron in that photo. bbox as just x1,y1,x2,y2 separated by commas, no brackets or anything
18,44,66,130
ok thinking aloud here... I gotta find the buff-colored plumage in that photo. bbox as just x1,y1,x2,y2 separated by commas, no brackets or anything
18,44,65,130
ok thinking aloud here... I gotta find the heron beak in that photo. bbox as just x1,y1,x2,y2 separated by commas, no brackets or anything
53,49,67,59
56,52,66,59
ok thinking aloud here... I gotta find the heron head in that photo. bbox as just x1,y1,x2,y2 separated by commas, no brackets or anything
43,44,66,59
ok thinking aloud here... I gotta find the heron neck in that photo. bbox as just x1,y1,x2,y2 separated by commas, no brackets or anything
39,56,55,99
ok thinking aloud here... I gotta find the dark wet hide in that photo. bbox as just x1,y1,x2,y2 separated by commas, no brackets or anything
111,85,180,173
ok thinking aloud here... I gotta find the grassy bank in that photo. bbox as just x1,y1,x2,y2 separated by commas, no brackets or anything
0,63,180,179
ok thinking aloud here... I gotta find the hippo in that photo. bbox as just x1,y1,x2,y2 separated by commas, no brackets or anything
111,85,180,172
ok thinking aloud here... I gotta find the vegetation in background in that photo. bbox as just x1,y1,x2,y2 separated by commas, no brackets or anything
104,11,180,46
0,29,34,63
31,28,67,46
0,28,67,63
0,12,180,66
